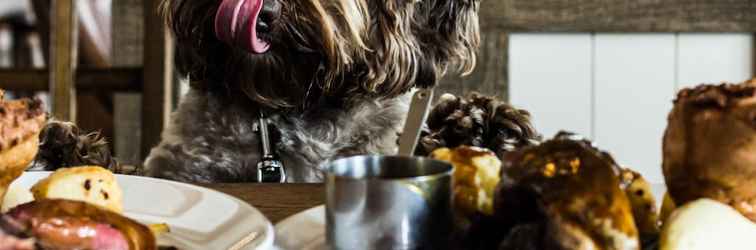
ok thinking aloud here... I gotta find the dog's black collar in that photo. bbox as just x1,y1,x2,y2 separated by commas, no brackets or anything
255,110,286,183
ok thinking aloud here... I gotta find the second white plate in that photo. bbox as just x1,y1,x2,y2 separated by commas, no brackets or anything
273,184,668,250
273,205,325,250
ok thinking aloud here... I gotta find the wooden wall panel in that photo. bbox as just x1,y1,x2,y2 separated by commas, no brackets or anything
49,0,78,121
437,28,509,101
509,33,593,139
485,0,756,32
141,0,174,159
113,0,144,164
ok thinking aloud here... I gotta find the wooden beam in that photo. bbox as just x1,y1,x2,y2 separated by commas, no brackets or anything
30,0,51,64
50,0,78,121
484,0,756,32
0,68,143,92
437,28,509,101
141,0,175,159
112,0,144,166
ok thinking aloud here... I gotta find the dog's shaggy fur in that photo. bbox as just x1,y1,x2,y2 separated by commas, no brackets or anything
143,0,481,183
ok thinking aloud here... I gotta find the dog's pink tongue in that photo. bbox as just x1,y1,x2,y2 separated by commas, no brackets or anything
215,0,270,53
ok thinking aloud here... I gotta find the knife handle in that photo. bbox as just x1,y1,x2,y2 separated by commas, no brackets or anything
398,88,434,156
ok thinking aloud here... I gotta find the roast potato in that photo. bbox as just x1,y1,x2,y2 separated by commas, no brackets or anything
31,166,124,213
619,168,660,237
660,199,756,250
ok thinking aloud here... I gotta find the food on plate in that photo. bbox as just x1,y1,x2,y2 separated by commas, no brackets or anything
431,146,501,217
660,199,756,250
2,199,156,250
659,192,676,224
31,166,123,213
1,185,33,213
148,223,170,236
0,92,46,209
619,168,660,237
417,93,540,159
662,81,756,221
485,132,639,250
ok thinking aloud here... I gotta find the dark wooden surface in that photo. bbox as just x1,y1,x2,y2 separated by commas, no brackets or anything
141,0,175,158
49,0,78,121
483,0,756,32
204,184,325,223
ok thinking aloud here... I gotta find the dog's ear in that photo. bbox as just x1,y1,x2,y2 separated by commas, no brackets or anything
345,1,429,96
414,0,480,76
160,0,227,90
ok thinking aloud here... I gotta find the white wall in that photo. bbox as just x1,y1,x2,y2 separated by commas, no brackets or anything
509,33,753,183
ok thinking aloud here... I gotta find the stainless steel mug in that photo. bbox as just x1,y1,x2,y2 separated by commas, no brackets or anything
325,155,453,250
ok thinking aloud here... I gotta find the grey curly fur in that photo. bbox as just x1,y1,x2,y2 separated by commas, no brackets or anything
144,0,480,183
144,90,410,183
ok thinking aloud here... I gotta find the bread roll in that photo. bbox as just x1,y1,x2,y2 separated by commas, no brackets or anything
31,166,123,213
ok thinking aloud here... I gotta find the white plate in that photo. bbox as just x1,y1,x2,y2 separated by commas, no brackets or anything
273,206,325,250
273,184,668,250
7,171,275,250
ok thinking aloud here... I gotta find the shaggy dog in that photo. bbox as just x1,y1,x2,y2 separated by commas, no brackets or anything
139,0,481,183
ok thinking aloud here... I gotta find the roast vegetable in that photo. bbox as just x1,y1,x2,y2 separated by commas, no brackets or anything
660,199,756,250
659,192,676,224
619,168,660,237
0,185,33,213
31,166,124,213
149,223,170,236
493,132,639,250
431,146,501,217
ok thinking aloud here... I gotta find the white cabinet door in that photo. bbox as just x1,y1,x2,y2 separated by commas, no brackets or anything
593,34,677,183
509,34,593,139
509,33,752,184
677,34,753,89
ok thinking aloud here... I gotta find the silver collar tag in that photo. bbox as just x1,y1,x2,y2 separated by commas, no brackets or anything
255,111,286,183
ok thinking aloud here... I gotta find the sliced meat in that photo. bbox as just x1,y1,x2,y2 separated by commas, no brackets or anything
7,199,154,250
21,216,128,250
0,233,34,250
0,215,34,250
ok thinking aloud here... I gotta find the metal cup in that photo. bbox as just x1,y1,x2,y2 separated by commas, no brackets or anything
325,155,453,250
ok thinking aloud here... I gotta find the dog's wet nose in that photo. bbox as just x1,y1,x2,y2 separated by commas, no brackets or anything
257,0,281,33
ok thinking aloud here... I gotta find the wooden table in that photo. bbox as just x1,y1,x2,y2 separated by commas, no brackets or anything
204,184,325,223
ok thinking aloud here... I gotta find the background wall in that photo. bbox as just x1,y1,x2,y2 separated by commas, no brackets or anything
509,33,753,183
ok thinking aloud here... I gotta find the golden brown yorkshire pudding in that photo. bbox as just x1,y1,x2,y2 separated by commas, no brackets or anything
494,132,639,250
663,81,756,221
0,92,46,208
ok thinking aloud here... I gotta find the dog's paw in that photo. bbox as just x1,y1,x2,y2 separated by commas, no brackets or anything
417,93,541,158
29,121,119,171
